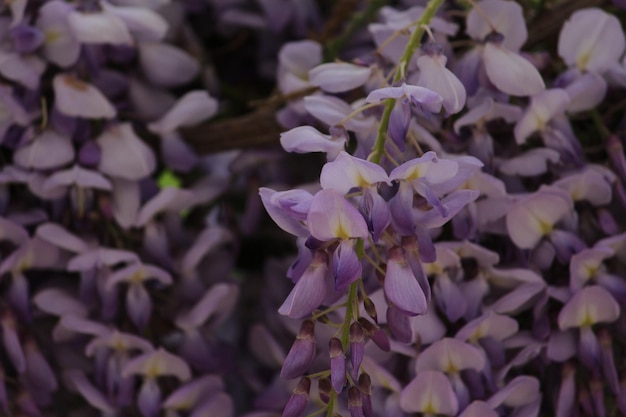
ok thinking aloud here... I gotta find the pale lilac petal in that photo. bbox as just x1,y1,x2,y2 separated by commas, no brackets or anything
181,227,233,272
466,0,527,51
160,133,199,172
163,375,224,411
547,330,577,362
138,378,161,417
455,311,519,342
13,130,74,169
135,188,194,227
565,71,607,113
320,151,389,193
487,376,540,408
97,123,156,180
111,178,140,229
514,89,570,144
459,401,498,417
390,151,458,184
53,74,116,119
0,217,28,245
122,348,191,381
33,288,87,317
127,282,152,329
308,62,371,93
553,168,612,206
175,283,239,330
490,283,546,314
417,54,466,114
365,83,443,113
558,285,620,329
558,8,625,72
416,338,485,373
303,95,375,132
129,77,177,120
569,247,613,290
434,274,467,322
100,2,168,42
36,1,81,67
189,392,234,417
148,91,218,134
67,10,133,45
400,370,458,415
505,189,573,249
138,42,199,87
36,223,88,253
279,126,346,160
279,252,328,318
68,248,138,271
278,40,322,79
44,165,112,191
0,51,46,90
65,370,115,414
483,43,545,97
248,324,286,368
498,148,560,177
259,187,312,237
307,189,369,241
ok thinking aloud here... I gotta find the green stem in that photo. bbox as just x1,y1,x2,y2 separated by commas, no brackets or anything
369,0,446,164
340,282,359,349
326,389,337,417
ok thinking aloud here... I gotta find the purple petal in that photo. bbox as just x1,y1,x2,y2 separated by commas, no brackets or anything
307,189,368,241
148,91,218,134
320,151,389,193
333,239,362,292
558,285,620,329
416,338,486,373
384,247,427,316
279,251,329,318
309,62,371,93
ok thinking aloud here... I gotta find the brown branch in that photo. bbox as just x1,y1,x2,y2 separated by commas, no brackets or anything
180,106,283,154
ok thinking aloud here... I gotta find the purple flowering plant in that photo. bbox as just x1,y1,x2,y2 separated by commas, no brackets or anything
0,0,625,416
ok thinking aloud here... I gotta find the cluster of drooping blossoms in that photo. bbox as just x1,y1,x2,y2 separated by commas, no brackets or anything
0,1,248,416
256,1,626,416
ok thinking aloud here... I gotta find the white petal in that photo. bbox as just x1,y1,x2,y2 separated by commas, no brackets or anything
498,148,560,177
0,51,46,90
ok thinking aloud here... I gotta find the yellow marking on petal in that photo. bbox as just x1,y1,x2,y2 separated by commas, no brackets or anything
577,50,591,71
538,219,553,235
129,269,146,284
45,30,61,43
146,361,161,379
422,401,438,414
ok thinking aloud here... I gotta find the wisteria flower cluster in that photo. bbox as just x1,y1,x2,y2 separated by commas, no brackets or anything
1,0,626,416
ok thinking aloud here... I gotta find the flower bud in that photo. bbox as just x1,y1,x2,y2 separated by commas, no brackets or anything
348,386,364,417
386,305,412,344
282,377,311,417
318,378,332,404
350,322,364,380
329,338,346,394
363,297,377,324
358,373,373,417
281,320,316,379
358,317,390,352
